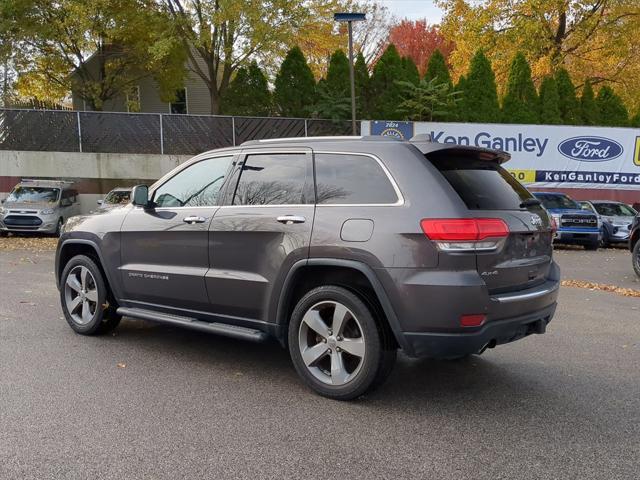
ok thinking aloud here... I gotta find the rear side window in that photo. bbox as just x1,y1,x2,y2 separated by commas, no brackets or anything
314,153,399,205
430,157,532,210
233,153,309,205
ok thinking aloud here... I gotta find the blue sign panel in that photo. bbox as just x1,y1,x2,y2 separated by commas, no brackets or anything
370,121,414,140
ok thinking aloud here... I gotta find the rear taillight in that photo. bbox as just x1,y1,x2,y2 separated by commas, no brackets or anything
420,218,509,252
549,215,558,233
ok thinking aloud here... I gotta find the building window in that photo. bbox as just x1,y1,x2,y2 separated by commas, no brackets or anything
170,88,187,114
126,86,141,113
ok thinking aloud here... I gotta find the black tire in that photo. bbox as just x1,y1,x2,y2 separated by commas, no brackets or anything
633,240,640,278
584,240,599,251
54,218,63,237
288,285,396,400
601,230,610,248
60,254,121,335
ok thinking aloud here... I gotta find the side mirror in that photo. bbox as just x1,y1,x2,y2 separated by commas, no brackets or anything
131,185,150,207
97,200,103,205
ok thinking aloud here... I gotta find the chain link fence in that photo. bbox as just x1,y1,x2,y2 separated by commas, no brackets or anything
0,109,360,155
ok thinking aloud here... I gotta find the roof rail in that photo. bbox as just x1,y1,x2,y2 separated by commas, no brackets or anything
21,178,75,184
240,135,408,146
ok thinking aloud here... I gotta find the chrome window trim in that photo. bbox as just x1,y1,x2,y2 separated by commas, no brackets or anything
313,150,404,207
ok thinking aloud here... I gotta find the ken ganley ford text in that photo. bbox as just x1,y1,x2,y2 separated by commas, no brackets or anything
429,131,549,157
536,170,640,185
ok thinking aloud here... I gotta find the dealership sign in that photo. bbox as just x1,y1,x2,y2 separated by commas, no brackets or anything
363,121,640,190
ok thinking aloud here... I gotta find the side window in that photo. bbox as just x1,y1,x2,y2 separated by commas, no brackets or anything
232,153,309,205
314,153,399,205
153,156,234,208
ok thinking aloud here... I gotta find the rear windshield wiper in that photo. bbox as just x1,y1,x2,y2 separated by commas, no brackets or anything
520,198,542,208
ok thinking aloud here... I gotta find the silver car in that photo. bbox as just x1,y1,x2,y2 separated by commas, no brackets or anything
96,187,131,211
581,200,637,246
0,180,80,236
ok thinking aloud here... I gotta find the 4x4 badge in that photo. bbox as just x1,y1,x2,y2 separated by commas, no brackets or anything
530,214,542,226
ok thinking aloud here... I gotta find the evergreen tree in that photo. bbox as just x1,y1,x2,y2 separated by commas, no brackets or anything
501,52,539,124
274,46,316,117
460,50,500,123
596,86,629,127
538,76,562,125
580,80,598,125
325,49,350,97
555,68,580,124
369,44,406,120
401,56,420,85
220,61,271,116
453,75,467,121
424,49,452,88
354,52,370,118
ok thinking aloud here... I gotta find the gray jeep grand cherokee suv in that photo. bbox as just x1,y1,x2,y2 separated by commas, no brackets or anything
55,136,560,400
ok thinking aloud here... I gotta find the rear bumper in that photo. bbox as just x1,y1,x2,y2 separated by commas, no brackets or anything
403,303,556,358
376,262,561,358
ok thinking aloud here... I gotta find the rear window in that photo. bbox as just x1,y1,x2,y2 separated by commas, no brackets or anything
429,157,533,210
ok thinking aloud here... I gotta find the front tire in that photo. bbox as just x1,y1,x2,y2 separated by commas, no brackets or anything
633,240,640,278
60,255,121,335
54,218,63,237
288,285,396,400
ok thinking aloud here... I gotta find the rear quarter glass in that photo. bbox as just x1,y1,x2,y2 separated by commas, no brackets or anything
427,156,533,210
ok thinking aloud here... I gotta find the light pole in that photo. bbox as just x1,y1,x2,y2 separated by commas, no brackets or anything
334,12,366,135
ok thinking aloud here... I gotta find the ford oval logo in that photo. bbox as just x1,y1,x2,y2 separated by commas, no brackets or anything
558,136,623,162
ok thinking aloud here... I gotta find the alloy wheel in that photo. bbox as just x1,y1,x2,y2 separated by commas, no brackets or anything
297,300,366,386
64,266,99,325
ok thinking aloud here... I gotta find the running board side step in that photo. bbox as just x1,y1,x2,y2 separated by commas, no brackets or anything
116,307,268,343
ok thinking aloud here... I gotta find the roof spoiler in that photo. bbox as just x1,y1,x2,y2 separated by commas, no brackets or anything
409,134,511,164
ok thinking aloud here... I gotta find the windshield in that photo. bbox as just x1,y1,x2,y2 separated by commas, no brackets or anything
534,193,580,210
7,186,60,204
104,190,131,205
593,203,636,217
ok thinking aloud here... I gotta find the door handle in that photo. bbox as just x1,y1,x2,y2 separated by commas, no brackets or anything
276,215,306,225
183,216,206,224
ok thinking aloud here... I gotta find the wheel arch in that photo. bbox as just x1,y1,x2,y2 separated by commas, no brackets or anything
274,258,411,354
56,240,119,304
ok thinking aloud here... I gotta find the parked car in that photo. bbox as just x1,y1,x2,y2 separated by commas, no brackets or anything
630,212,640,278
533,192,600,250
0,179,79,236
580,200,637,247
96,187,132,210
55,136,560,400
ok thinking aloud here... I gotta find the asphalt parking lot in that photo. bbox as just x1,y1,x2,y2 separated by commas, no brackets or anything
1,239,639,479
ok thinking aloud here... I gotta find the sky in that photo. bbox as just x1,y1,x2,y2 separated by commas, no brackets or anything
380,0,444,23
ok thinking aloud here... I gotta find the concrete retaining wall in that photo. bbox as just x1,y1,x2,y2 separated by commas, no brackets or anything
0,150,191,213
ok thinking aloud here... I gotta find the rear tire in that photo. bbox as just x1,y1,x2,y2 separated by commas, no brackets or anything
288,285,396,400
633,240,640,278
60,255,121,335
